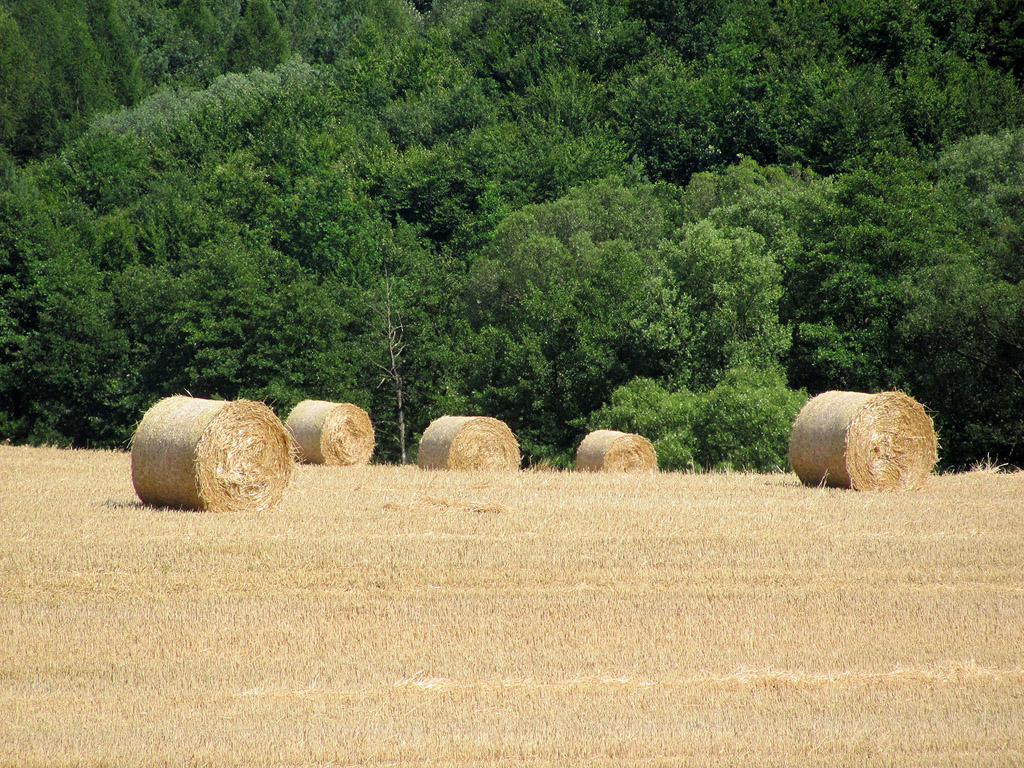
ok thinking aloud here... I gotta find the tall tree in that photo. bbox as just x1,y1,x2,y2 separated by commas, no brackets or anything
228,0,290,72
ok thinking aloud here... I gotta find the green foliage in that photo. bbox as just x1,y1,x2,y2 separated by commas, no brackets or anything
228,0,290,73
973,0,1024,79
778,156,942,392
112,239,364,411
463,178,678,461
0,7,41,153
661,220,789,389
0,184,130,445
453,0,577,93
672,151,1024,468
937,128,1024,280
690,366,808,472
681,154,950,394
589,367,806,472
125,0,232,87
1,0,1023,472
584,377,698,471
0,0,143,159
899,128,1024,467
464,176,791,463
609,52,725,183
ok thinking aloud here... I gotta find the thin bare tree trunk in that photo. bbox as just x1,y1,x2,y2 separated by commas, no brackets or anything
375,276,408,464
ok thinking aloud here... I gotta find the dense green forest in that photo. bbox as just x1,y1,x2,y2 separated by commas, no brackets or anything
1,0,1023,469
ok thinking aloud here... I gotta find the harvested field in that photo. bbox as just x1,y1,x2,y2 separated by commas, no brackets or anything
1,444,1023,767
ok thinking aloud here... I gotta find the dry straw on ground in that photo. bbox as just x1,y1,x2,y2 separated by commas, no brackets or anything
417,415,520,471
285,400,375,466
576,429,657,472
131,396,293,512
789,390,938,490
3,445,1024,766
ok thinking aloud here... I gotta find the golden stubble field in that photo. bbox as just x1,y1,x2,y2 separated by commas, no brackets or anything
1,444,1022,767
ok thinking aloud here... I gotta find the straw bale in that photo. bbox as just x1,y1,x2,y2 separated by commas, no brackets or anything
417,415,520,471
576,429,657,472
789,390,938,490
131,396,293,512
286,400,375,465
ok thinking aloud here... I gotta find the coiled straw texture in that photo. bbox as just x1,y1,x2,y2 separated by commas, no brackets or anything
417,415,520,471
131,396,294,512
576,429,657,472
286,400,375,465
789,390,938,490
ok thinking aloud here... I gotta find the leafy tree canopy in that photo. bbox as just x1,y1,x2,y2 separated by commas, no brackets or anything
1,0,1023,469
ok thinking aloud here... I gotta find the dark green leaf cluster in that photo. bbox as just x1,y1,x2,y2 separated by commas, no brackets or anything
589,367,807,473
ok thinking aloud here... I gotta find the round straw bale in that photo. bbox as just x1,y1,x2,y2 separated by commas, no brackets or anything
576,429,657,472
789,390,938,490
131,396,293,512
285,400,375,465
417,415,520,471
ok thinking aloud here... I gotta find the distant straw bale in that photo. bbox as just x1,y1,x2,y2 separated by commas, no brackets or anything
576,429,657,473
417,415,520,471
131,396,293,512
789,390,938,490
286,400,375,465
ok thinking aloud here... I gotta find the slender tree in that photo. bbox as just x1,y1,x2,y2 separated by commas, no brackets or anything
373,275,408,464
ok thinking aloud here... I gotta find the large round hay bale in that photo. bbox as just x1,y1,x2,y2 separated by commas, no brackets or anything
789,390,938,490
576,429,657,473
131,396,294,512
285,400,375,465
417,415,520,471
